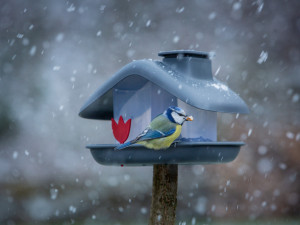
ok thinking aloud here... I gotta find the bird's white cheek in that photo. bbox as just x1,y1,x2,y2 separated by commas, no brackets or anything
171,112,185,124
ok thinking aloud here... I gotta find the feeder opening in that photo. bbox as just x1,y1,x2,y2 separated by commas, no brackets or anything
158,50,209,59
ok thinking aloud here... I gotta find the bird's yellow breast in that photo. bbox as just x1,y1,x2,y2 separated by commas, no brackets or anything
138,125,182,150
164,124,181,144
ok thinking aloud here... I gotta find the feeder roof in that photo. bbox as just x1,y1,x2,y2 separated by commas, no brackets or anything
79,51,249,120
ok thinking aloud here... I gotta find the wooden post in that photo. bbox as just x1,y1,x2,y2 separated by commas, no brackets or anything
149,164,178,225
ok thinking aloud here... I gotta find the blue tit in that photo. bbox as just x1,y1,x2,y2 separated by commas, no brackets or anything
115,106,193,150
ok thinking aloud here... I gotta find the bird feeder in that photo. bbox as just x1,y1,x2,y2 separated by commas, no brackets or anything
79,50,249,166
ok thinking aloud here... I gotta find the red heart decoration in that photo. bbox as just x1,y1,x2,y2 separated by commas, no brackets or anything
111,116,131,144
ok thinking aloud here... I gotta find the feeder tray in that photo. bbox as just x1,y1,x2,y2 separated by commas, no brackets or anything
88,142,244,166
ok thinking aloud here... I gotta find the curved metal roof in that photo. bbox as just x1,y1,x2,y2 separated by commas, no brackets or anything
79,56,249,120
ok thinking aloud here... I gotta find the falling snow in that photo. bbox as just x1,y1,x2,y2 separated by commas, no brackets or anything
67,4,76,12
256,0,264,13
208,12,216,20
279,163,287,170
232,2,242,11
258,145,268,155
211,204,216,212
140,207,147,214
191,217,196,225
126,49,135,58
56,33,64,42
69,205,77,214
96,30,102,36
257,157,273,174
248,129,253,136
22,38,29,46
286,132,294,139
50,188,58,200
16,33,24,39
53,66,61,71
292,93,299,102
12,151,18,159
157,215,162,222
146,20,151,27
176,7,185,13
173,35,180,43
215,66,221,76
257,51,268,64
195,197,207,214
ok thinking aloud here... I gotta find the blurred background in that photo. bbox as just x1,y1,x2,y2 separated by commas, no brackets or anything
0,0,299,224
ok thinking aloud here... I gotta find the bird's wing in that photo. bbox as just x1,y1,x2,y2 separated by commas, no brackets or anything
135,127,176,142
133,115,177,142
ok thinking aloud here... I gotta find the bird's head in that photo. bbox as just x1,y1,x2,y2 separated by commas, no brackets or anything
164,106,193,125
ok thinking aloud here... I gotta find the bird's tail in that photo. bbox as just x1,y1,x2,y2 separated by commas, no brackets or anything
114,141,135,150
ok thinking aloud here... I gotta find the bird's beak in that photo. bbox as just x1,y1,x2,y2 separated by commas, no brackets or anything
185,116,193,121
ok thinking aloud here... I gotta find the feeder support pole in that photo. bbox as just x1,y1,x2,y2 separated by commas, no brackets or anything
149,164,178,225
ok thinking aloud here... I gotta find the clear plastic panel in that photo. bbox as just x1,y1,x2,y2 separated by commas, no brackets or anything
113,79,215,144
113,83,151,141
113,80,177,142
178,100,217,141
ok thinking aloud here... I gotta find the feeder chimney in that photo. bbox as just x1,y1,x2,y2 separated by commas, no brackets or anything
159,50,213,80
